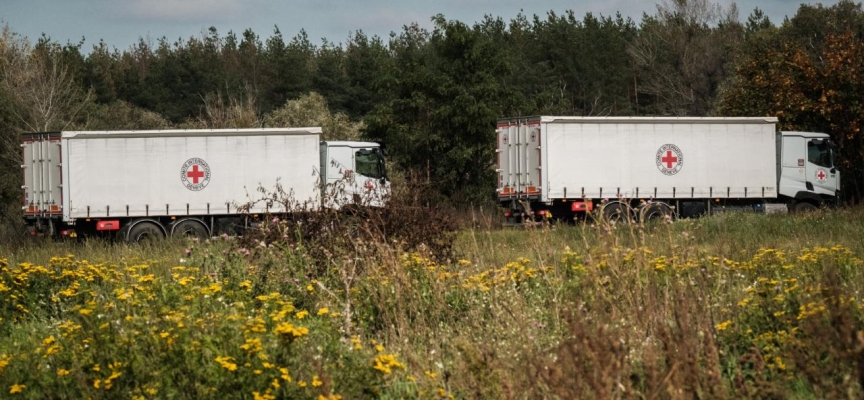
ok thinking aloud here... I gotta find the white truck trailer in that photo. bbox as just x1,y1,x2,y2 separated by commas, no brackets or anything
496,116,840,223
22,128,388,241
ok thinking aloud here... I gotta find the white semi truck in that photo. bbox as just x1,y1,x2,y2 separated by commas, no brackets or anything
496,116,840,223
22,128,388,242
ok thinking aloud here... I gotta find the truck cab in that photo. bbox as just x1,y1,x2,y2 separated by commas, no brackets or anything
320,141,389,208
778,131,840,208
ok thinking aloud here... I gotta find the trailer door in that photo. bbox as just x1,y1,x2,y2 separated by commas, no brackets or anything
22,133,62,217
497,121,515,197
523,121,541,196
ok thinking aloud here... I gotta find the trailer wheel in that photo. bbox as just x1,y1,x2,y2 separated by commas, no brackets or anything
127,222,165,243
172,220,209,241
601,203,632,224
639,202,673,223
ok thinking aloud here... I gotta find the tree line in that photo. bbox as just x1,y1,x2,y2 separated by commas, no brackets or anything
1,0,863,220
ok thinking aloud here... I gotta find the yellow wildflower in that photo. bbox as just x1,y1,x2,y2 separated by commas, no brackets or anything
373,353,406,374
252,391,275,400
279,367,292,382
215,356,238,371
274,322,308,338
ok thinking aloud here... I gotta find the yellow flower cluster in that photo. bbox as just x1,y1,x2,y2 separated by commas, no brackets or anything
716,245,862,374
462,257,546,291
371,343,406,375
0,252,359,399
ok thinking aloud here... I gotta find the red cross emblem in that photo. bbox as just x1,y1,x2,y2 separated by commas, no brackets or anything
661,151,678,169
502,134,509,145
187,165,205,183
815,168,827,182
656,144,684,176
181,158,211,191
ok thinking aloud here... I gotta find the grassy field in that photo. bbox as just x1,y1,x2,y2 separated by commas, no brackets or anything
1,208,864,399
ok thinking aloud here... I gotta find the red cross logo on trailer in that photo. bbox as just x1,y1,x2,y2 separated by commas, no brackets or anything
181,158,212,191
815,168,828,182
656,144,684,176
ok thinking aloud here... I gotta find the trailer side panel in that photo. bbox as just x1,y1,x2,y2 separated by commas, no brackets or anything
63,129,321,220
543,118,777,200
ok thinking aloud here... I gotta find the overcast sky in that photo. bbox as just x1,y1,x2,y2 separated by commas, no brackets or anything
0,0,847,50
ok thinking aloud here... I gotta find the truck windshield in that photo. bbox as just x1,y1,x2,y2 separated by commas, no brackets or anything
807,140,833,168
355,149,386,179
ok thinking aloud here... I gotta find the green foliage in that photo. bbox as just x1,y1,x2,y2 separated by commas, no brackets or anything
718,1,864,202
265,92,360,140
364,17,514,202
630,0,743,115
2,208,864,397
79,100,170,131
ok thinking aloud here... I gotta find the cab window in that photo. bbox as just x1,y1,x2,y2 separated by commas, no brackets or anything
355,149,383,179
807,140,833,168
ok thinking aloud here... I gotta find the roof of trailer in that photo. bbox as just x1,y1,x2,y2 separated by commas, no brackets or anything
498,116,779,124
60,127,322,138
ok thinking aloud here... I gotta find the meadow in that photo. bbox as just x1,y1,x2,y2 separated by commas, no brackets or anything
1,208,864,399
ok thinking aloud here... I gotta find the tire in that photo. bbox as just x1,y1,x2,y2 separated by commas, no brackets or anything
792,201,818,213
172,220,210,241
639,202,673,222
127,221,165,243
602,203,632,224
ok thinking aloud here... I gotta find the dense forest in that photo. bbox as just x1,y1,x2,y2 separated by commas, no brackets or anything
1,0,863,223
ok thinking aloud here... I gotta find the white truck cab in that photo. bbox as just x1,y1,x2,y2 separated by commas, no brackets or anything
778,131,840,208
320,141,390,208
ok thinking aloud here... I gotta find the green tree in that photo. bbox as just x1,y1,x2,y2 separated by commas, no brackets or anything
265,92,360,141
343,31,392,119
261,29,316,111
365,17,513,201
629,0,743,115
718,1,864,201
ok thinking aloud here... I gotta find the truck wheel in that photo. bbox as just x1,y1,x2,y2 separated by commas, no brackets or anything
602,203,631,224
792,201,818,213
640,202,673,222
127,222,165,243
172,220,209,241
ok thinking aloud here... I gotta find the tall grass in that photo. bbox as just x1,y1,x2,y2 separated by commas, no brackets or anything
1,208,863,399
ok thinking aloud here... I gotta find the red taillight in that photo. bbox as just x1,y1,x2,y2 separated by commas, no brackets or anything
96,220,121,231
504,212,511,217
537,210,546,215
60,230,69,236
571,201,594,212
